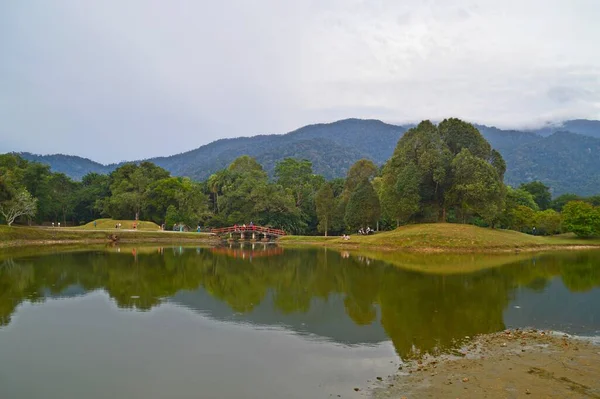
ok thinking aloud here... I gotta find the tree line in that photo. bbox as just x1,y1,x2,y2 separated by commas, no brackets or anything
2,118,600,236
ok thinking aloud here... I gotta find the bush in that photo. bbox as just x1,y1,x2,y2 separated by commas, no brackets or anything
562,201,600,237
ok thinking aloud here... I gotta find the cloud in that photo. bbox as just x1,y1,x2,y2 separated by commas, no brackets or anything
1,0,599,162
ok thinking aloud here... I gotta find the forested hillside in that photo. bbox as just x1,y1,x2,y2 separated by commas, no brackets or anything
11,118,600,196
530,119,600,139
149,119,405,180
504,132,600,195
19,153,117,180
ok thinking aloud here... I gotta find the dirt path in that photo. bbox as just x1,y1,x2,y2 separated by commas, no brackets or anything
372,329,600,398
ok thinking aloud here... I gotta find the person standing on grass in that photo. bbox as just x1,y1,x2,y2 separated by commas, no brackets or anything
94,221,97,228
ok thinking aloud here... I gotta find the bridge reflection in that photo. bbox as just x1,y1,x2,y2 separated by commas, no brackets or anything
211,244,284,260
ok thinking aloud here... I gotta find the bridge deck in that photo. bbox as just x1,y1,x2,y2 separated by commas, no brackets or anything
211,225,286,238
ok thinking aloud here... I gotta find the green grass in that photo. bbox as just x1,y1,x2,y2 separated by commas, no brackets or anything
279,223,600,252
0,224,215,248
77,218,161,230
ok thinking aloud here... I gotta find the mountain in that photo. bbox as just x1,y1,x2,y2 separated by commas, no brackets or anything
18,152,117,180
473,124,541,152
504,131,600,195
529,119,600,139
11,118,600,196
148,119,406,180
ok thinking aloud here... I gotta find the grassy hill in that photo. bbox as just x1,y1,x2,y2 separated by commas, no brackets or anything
77,219,161,230
279,223,600,252
0,224,214,248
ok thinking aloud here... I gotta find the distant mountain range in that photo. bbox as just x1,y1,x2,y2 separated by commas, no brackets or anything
14,118,600,196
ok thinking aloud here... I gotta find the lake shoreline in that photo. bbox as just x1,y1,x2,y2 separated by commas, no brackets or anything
278,238,600,254
0,237,219,249
278,224,600,253
0,226,220,249
372,328,600,398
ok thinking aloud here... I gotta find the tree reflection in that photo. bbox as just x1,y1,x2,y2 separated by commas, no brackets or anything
1,246,599,359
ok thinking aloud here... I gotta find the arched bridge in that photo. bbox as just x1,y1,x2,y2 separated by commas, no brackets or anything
211,225,287,240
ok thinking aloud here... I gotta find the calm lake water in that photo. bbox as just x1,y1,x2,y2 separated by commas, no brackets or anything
1,245,599,399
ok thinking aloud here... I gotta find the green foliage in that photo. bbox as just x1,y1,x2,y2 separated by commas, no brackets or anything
0,189,37,226
562,201,600,237
507,187,539,211
535,209,562,235
344,178,381,230
164,205,180,229
381,162,420,226
550,193,581,211
519,181,551,210
315,183,334,236
5,118,600,237
383,119,505,224
510,205,537,232
446,149,505,225
14,119,600,198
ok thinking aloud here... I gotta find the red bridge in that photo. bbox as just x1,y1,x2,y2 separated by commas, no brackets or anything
211,225,287,239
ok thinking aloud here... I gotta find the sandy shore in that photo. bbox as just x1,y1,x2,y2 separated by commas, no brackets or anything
372,329,600,398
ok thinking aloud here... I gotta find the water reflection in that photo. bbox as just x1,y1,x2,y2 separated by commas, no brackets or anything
1,246,600,359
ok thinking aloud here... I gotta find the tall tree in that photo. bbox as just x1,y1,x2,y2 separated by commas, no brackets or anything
519,181,551,210
315,183,334,236
344,178,381,231
275,158,314,207
381,162,421,227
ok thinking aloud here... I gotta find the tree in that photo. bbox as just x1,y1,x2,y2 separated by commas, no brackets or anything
510,205,537,232
519,181,551,210
439,118,492,158
344,178,381,230
275,158,314,207
550,193,581,211
445,149,505,225
381,162,420,227
342,159,378,197
535,209,562,235
562,201,600,237
0,189,37,226
507,187,539,211
315,183,334,236
385,119,480,222
47,173,79,225
105,162,170,220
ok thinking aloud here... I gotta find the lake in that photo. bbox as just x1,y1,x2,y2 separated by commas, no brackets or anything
1,245,599,398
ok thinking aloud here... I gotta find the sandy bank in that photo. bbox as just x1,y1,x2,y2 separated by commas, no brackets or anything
372,329,600,398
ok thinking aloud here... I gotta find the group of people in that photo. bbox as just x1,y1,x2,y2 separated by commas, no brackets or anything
233,221,256,232
358,226,373,235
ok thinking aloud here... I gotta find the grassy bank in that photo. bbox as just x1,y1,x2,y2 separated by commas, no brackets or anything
278,223,600,252
0,225,217,248
77,218,161,230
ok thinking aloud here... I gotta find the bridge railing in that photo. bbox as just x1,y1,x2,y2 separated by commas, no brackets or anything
211,225,286,236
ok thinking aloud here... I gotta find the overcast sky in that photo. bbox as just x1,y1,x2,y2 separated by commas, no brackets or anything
1,0,599,163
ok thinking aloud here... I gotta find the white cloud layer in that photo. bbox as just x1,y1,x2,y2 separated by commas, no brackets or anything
1,0,599,162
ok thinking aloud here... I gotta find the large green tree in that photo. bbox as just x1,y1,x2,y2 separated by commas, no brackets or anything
520,181,551,211
562,201,600,237
446,149,506,225
382,119,505,224
344,178,381,231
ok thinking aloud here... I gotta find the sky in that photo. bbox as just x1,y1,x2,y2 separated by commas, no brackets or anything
1,0,599,163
